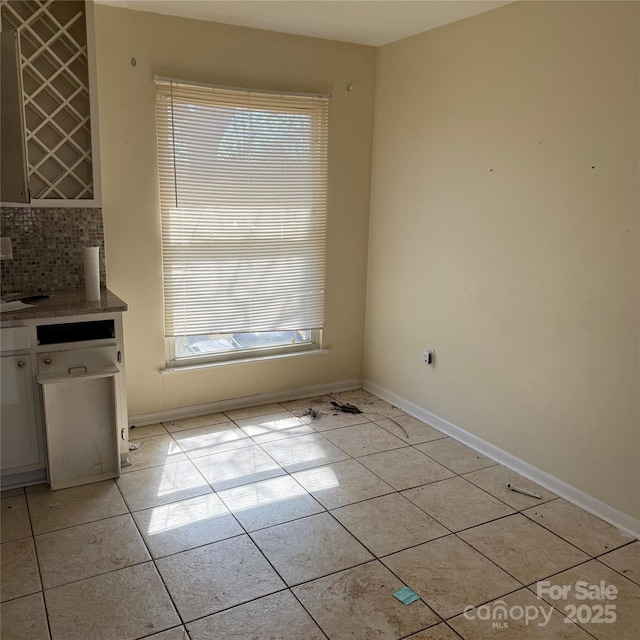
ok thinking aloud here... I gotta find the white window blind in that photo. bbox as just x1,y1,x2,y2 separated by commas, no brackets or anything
155,78,329,338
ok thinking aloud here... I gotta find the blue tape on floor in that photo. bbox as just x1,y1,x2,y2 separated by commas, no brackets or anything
393,586,420,605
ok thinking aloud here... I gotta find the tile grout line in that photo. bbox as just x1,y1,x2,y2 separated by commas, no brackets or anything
592,539,640,583
240,410,367,640
517,501,632,558
170,395,434,636
123,419,332,636
112,476,188,637
23,485,55,640
26,481,630,638
410,621,466,640
302,505,454,636
6,389,636,639
521,565,603,640
219,405,454,637
288,399,626,629
308,417,630,606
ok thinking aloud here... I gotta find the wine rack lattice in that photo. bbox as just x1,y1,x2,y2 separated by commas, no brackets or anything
1,0,94,199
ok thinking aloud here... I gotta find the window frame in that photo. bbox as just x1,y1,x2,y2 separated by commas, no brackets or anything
165,328,323,368
155,77,329,368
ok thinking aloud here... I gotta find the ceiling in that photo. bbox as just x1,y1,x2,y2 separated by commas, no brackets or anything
96,0,512,47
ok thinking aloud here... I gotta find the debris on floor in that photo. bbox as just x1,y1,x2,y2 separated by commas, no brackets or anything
393,586,421,605
331,401,362,414
128,441,141,451
296,393,410,440
502,482,542,499
385,418,409,439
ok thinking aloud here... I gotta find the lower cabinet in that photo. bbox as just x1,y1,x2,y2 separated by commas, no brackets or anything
0,354,44,476
38,347,122,490
1,310,128,489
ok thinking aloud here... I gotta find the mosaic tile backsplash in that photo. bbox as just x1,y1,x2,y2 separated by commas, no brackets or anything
0,207,106,295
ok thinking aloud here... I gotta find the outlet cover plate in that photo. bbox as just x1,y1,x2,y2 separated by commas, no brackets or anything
423,347,435,366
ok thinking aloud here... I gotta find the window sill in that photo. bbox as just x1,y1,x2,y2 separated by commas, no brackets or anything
160,347,329,374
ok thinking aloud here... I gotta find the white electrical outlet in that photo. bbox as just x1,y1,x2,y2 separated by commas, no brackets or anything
0,237,13,260
423,347,435,367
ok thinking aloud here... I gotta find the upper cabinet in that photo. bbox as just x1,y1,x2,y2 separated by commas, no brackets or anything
1,29,30,202
0,0,101,205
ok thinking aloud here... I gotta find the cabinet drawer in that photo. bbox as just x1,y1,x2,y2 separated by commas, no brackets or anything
37,346,118,374
1,326,30,351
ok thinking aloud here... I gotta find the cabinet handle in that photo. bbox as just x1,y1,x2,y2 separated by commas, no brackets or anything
17,360,26,368
43,356,52,365
68,365,88,375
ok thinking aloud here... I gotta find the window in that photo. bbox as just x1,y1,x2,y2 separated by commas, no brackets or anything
155,78,329,365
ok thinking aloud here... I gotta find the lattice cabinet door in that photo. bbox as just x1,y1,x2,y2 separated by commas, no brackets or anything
1,0,95,200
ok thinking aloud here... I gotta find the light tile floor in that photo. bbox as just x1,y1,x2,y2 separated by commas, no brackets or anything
1,389,638,640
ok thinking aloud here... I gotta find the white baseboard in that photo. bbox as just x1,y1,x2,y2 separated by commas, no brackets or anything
364,380,640,539
129,378,363,427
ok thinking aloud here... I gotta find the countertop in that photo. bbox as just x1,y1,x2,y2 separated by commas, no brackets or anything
1,289,128,322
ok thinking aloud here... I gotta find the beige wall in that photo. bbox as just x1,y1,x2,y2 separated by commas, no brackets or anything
94,6,376,415
365,1,639,518
95,1,639,519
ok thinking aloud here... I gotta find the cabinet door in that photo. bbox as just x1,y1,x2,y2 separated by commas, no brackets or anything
1,0,99,203
0,355,41,473
40,372,120,490
0,29,29,203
